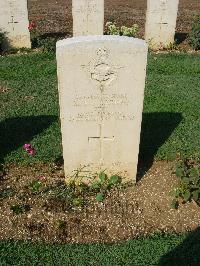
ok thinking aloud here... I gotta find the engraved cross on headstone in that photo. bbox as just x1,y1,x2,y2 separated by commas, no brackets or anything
8,16,18,32
88,124,114,162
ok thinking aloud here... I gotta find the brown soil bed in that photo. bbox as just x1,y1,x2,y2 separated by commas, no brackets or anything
28,0,200,37
1,161,200,244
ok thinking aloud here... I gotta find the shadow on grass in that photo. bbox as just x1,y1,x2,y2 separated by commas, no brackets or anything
159,228,200,266
0,115,57,164
137,112,182,181
0,113,182,172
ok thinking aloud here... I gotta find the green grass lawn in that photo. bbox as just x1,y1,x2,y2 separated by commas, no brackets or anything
1,231,200,266
0,52,200,265
0,52,199,164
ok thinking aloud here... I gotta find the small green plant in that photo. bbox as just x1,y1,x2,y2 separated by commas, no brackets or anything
72,197,84,206
0,187,15,200
165,42,178,51
147,40,178,51
29,180,43,193
28,21,57,52
10,204,31,215
49,180,86,210
90,172,122,202
57,167,122,206
65,166,94,186
66,167,122,202
189,16,200,50
120,25,139,37
170,158,200,209
37,37,57,53
105,22,120,35
106,22,139,37
56,219,67,229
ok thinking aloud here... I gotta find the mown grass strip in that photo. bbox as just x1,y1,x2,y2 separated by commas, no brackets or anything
0,52,199,164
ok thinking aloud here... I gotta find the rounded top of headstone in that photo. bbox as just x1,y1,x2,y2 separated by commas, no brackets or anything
56,35,148,49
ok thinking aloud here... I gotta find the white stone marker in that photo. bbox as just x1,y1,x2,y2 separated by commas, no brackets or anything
145,0,179,49
0,0,31,49
72,0,104,36
57,36,148,182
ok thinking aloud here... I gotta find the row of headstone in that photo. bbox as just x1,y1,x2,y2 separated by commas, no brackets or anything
0,0,179,50
73,0,179,48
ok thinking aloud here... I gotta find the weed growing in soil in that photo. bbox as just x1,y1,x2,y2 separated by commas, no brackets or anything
10,204,31,215
37,37,57,53
0,187,15,200
105,22,139,37
48,181,86,210
29,180,43,194
65,167,123,202
41,168,123,212
90,172,122,202
164,42,179,51
56,220,67,229
189,16,200,50
28,21,58,52
170,158,200,209
148,40,180,51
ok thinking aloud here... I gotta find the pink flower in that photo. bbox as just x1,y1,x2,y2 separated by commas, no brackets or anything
28,149,36,156
28,22,36,31
23,144,31,150
23,143,36,156
37,175,46,181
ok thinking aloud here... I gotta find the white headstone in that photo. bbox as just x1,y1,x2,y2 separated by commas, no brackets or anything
145,0,179,49
56,36,148,183
72,0,104,36
0,0,31,49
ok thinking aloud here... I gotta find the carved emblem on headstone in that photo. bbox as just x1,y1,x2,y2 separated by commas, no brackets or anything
82,48,123,92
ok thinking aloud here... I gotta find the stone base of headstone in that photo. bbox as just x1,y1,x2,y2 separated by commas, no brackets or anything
56,36,148,183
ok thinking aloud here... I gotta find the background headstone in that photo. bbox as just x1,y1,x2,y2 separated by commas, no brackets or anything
0,0,31,49
145,0,179,49
56,36,148,183
72,0,104,36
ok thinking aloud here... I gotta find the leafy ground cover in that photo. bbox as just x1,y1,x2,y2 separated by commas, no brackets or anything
1,232,200,266
0,52,199,165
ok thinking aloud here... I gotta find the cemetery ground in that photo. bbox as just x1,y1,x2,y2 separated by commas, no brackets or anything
29,0,200,48
0,49,199,254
